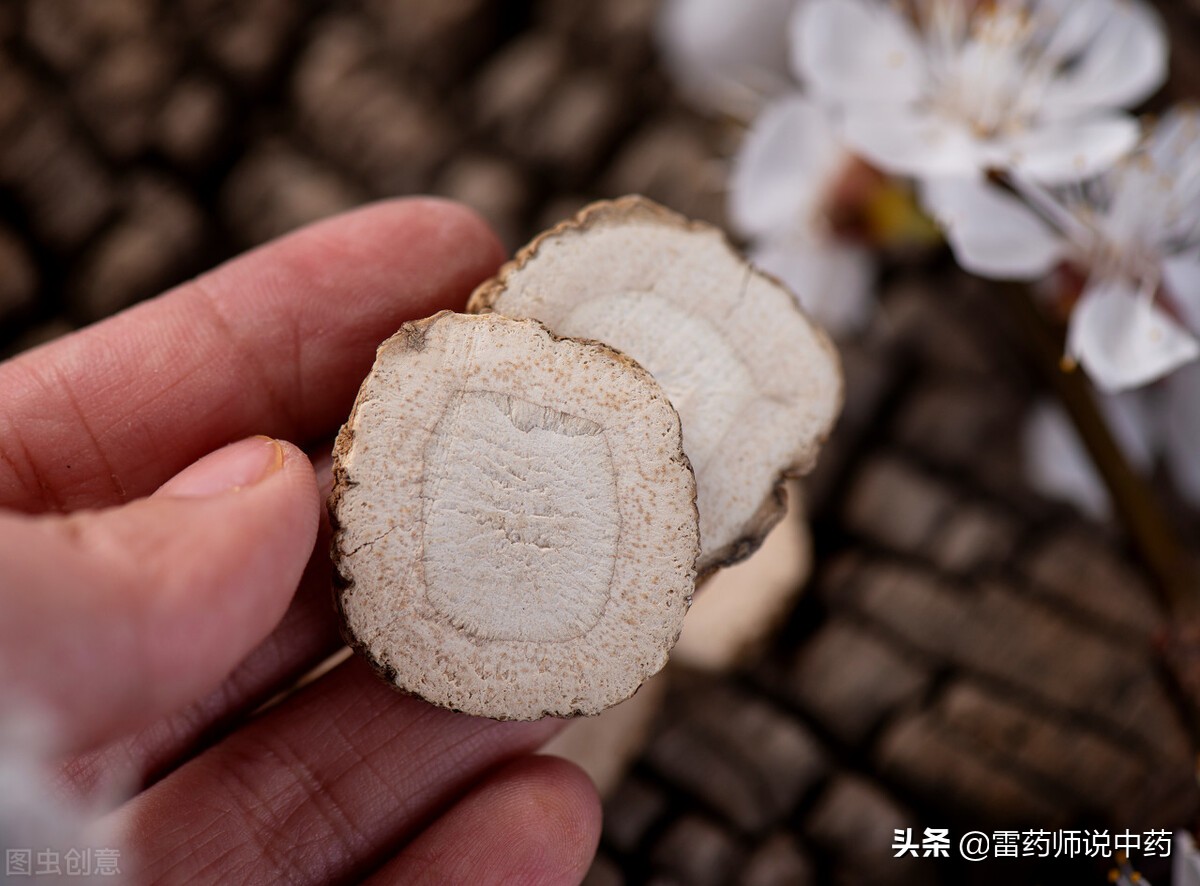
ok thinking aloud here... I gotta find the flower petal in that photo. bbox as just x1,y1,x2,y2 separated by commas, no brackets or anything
1022,399,1113,520
1038,0,1111,59
842,108,985,178
1067,279,1200,391
1163,362,1200,508
657,0,797,116
1144,106,1200,174
1162,251,1200,334
1042,0,1167,117
1006,115,1140,183
792,0,925,104
751,235,876,335
729,95,846,239
921,177,1064,280
1118,109,1200,248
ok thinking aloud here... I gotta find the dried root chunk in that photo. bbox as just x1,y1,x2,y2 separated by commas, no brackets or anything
470,196,843,572
330,312,698,720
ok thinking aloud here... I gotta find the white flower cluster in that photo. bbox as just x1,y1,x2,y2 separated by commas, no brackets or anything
659,0,1196,390
660,0,1200,513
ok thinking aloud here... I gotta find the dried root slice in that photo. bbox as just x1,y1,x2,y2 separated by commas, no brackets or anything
469,196,843,573
330,312,699,720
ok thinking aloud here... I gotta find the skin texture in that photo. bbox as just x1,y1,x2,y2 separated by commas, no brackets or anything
0,199,601,885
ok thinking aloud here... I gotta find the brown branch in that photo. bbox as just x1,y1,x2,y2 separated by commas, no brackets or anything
1000,281,1199,613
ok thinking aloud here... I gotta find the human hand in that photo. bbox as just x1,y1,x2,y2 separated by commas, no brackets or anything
0,200,601,884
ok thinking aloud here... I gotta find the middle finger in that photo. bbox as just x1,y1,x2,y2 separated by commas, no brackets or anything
113,657,563,885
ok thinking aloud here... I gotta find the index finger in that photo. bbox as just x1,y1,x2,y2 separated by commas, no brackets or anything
0,199,505,513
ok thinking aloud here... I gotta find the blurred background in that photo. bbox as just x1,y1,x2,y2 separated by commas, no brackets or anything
0,0,732,352
2,1,1200,884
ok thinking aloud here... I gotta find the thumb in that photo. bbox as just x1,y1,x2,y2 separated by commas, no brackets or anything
0,437,320,753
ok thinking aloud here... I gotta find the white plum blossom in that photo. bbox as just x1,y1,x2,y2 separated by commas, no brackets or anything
794,0,1167,183
748,236,876,335
729,94,876,334
656,1,880,334
656,0,800,117
923,107,1200,391
1065,279,1199,391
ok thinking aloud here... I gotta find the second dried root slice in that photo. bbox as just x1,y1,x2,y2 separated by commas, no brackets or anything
330,312,699,720
470,196,843,573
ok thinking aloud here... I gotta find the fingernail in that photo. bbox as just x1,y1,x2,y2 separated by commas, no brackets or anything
160,436,286,498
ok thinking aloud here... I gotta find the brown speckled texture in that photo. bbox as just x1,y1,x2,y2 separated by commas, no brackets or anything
330,311,699,720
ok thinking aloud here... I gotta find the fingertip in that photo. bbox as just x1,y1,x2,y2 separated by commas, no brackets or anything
510,755,604,881
264,440,323,566
150,437,320,572
0,437,322,751
469,755,603,885
271,197,507,318
373,754,602,886
271,438,321,517
160,435,321,610
134,436,321,687
390,197,508,270
154,437,311,500
361,197,508,312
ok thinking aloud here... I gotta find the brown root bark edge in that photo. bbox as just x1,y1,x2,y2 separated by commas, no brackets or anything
467,194,844,575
